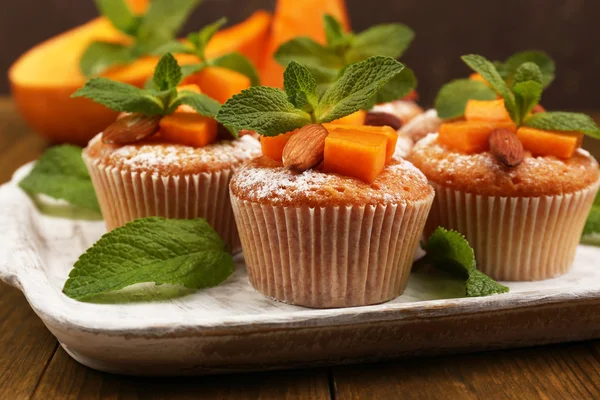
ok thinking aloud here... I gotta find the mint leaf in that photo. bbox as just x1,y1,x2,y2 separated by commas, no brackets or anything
284,61,319,112
274,37,345,71
435,79,497,119
513,80,542,125
193,17,227,61
513,62,544,86
19,145,100,214
151,40,194,56
153,53,183,91
216,86,312,136
315,56,405,123
210,52,260,86
80,41,134,78
94,0,139,35
62,217,234,301
72,77,164,115
347,24,414,62
524,112,600,139
170,90,221,118
503,50,555,88
323,14,347,48
421,227,509,297
372,66,417,105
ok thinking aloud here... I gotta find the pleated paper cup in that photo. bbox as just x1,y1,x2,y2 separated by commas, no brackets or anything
84,155,241,252
424,180,600,281
230,195,434,308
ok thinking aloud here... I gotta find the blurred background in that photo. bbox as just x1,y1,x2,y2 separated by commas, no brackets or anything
2,0,599,109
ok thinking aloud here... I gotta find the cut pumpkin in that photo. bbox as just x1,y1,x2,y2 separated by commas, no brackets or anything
261,131,296,162
324,130,387,183
469,73,488,86
259,0,350,88
517,127,583,159
438,120,517,154
330,110,366,126
183,66,251,104
465,99,511,122
324,124,397,163
159,110,218,148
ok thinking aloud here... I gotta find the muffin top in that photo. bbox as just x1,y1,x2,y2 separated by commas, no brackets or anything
85,133,261,175
230,156,434,207
410,133,600,197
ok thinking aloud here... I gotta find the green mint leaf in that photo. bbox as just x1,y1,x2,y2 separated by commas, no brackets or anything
274,37,345,70
80,41,134,77
513,62,543,86
347,24,414,62
210,52,260,86
62,217,234,301
372,66,417,105
461,54,518,121
153,53,183,91
315,56,404,123
170,90,221,117
72,77,164,115
524,112,600,139
94,0,139,36
283,61,319,112
19,145,100,214
513,80,542,125
180,63,206,78
194,17,227,61
136,0,202,53
421,227,509,297
151,40,194,56
216,86,312,136
434,79,497,119
323,14,347,47
582,205,600,246
503,50,555,88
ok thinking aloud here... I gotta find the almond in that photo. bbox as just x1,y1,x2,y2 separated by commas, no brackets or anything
282,124,329,171
364,112,403,130
102,114,161,145
488,128,524,167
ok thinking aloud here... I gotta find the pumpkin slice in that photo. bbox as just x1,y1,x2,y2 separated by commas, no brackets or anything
261,131,296,162
517,127,583,159
330,110,366,126
438,120,517,154
159,108,218,148
323,130,387,183
324,124,397,162
465,99,511,122
184,67,251,104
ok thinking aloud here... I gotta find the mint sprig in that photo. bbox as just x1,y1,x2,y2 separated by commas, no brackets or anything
499,50,555,88
73,53,221,120
419,227,509,297
62,217,234,301
216,56,405,136
274,14,415,101
153,17,260,86
19,145,101,215
435,79,497,119
80,0,201,77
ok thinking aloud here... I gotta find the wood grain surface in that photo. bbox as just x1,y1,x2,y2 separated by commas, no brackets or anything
1,96,600,399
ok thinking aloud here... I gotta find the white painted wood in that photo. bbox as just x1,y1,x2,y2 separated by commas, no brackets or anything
2,163,600,375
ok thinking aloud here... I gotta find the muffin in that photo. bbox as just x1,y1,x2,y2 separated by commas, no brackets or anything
84,133,261,251
410,133,599,281
230,155,434,308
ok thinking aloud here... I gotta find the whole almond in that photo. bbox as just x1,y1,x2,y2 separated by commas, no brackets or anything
488,128,524,167
282,124,329,171
102,114,161,145
365,112,403,130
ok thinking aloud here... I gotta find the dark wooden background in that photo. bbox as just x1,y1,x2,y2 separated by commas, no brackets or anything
2,0,599,109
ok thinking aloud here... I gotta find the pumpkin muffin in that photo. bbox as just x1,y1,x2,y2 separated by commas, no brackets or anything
410,133,599,281
230,156,434,308
84,133,261,251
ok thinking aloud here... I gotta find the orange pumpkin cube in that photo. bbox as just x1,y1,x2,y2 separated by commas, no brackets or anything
184,66,251,104
330,110,367,126
517,127,583,159
159,111,218,148
438,120,517,154
465,99,512,122
324,124,397,163
323,130,387,183
260,131,295,162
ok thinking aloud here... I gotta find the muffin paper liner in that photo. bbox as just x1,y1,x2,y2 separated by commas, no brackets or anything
424,180,600,281
230,195,434,308
84,156,240,252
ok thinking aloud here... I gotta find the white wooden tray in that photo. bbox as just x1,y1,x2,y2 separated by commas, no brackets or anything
2,163,600,376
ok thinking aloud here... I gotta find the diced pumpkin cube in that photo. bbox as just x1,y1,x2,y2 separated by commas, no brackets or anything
469,73,489,86
517,127,583,159
260,131,295,162
331,110,366,126
323,130,387,183
324,124,397,163
159,111,218,147
438,120,517,154
184,66,251,104
465,99,511,122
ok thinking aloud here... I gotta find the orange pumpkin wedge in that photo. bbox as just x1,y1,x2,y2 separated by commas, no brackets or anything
517,127,583,159
438,120,517,154
323,130,387,183
184,67,251,104
159,108,218,148
261,131,296,162
330,110,366,126
324,124,397,163
465,99,512,122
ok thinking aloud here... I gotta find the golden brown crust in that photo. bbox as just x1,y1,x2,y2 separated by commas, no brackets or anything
409,133,600,197
230,156,434,207
84,133,261,175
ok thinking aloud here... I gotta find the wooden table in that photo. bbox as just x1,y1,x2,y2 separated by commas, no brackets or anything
2,97,600,399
